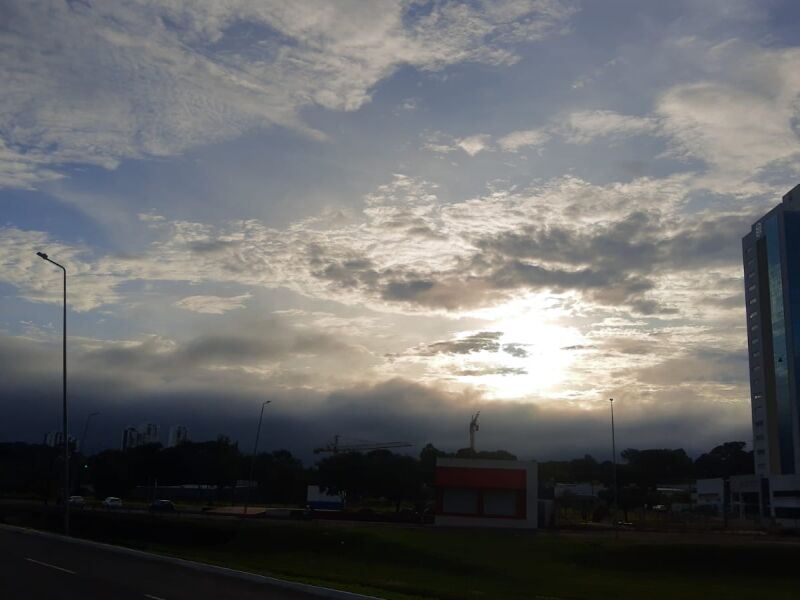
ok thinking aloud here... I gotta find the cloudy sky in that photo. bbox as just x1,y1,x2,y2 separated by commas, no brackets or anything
2,0,799,460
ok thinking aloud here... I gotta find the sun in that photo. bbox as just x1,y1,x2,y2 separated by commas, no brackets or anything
451,296,584,400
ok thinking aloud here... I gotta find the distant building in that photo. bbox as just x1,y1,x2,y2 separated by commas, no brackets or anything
139,422,160,445
167,425,189,448
44,431,77,451
434,458,539,529
306,485,344,510
121,422,164,450
743,184,800,478
121,427,142,450
553,482,606,499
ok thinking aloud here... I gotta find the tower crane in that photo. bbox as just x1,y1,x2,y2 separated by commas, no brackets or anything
469,411,480,451
313,434,412,454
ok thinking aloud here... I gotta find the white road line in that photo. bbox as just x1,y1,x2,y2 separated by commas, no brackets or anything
24,557,76,575
144,595,167,600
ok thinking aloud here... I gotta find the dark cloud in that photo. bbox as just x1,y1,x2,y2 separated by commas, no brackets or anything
302,206,757,315
185,240,239,254
0,345,751,461
383,279,435,301
453,366,527,376
635,348,748,386
501,343,529,358
420,331,502,355
406,225,447,240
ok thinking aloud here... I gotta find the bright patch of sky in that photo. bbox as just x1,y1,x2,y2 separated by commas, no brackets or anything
1,0,799,457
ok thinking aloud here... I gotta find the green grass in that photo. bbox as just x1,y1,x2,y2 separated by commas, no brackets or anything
5,506,800,600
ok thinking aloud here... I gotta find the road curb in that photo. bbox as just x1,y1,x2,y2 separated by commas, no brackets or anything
0,523,384,600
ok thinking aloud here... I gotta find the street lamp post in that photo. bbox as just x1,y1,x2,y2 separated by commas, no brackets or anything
80,412,100,455
36,251,69,536
243,400,271,516
609,397,618,539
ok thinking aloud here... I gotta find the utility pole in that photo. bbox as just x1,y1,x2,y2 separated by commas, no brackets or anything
243,400,270,516
610,398,618,540
80,412,99,455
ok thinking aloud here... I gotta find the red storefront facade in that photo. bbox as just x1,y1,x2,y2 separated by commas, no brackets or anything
434,458,538,529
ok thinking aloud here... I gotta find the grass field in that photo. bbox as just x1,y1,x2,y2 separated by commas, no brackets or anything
4,505,800,600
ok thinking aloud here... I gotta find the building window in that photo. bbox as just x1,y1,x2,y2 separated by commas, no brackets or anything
442,489,479,514
483,490,519,517
755,420,764,427
757,449,765,455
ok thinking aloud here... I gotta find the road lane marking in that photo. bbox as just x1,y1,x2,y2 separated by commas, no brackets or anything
24,557,76,575
144,595,166,600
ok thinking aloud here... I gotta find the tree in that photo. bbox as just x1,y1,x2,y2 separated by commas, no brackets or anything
419,443,446,485
252,449,307,504
620,448,694,490
694,441,754,479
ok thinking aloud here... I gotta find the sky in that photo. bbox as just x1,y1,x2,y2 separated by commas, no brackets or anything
1,0,799,461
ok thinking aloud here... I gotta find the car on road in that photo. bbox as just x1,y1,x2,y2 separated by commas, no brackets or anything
148,499,176,513
102,496,123,509
68,495,85,508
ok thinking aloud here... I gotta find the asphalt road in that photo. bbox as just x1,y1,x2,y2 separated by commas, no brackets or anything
0,527,359,600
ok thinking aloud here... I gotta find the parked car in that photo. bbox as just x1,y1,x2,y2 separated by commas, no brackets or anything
148,499,176,513
102,496,123,509
68,495,85,508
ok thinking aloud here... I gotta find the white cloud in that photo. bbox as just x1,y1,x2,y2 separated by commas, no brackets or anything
456,134,492,156
173,294,252,314
497,128,550,152
656,40,800,183
0,140,64,189
556,110,659,144
0,0,576,188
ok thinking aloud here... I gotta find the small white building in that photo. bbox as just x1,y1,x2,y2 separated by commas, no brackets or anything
766,474,800,526
306,486,344,510
554,482,605,498
695,478,725,514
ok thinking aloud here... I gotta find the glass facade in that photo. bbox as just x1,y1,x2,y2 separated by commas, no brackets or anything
764,215,795,473
786,213,800,466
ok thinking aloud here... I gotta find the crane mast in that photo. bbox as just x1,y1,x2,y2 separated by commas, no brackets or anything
469,411,480,451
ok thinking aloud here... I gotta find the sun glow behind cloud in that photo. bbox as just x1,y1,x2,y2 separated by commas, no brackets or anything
452,295,585,399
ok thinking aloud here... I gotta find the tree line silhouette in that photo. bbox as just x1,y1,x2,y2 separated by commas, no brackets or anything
0,439,753,511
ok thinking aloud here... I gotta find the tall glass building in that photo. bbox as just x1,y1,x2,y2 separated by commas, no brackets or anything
742,184,800,478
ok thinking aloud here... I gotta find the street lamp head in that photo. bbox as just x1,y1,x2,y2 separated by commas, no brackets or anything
609,398,614,403
36,251,48,260
263,400,272,406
